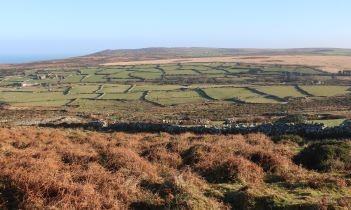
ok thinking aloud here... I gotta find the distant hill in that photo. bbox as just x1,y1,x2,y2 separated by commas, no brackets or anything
88,47,351,58
3,47,351,69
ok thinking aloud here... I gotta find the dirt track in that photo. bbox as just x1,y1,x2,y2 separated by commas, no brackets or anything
102,55,351,73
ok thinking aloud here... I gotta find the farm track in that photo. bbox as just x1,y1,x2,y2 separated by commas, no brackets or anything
245,87,287,103
294,85,314,97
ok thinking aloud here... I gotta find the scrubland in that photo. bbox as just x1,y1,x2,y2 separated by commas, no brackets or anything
1,127,351,209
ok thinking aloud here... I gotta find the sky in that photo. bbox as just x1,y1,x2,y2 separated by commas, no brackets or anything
0,0,351,60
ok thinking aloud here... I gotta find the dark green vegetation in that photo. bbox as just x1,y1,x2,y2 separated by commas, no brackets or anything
1,128,351,209
294,140,351,172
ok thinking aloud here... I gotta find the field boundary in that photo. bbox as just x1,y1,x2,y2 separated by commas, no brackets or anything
245,87,287,103
194,88,217,101
294,85,314,97
141,91,164,107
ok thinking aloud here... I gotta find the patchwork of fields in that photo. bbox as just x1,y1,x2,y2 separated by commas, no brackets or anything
0,62,350,110
0,83,349,108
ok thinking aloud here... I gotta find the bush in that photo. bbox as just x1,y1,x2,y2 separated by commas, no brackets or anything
294,140,351,172
276,114,306,124
272,134,304,145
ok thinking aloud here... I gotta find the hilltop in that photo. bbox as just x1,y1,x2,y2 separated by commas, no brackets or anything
1,47,351,69
89,47,351,58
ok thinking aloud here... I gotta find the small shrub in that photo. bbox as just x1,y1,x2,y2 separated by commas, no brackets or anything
294,140,351,172
181,144,214,165
272,134,304,145
197,155,264,184
276,114,306,124
141,145,182,168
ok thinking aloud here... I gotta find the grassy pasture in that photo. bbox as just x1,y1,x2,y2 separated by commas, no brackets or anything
109,70,131,79
0,90,99,106
80,68,99,75
203,87,281,103
0,86,50,92
164,69,199,75
147,90,206,105
97,68,126,74
13,100,71,107
130,71,161,80
300,85,350,97
180,65,214,71
254,86,306,98
131,67,161,73
0,92,67,103
191,68,227,74
82,75,107,83
224,68,251,74
132,84,184,92
63,75,83,83
27,78,60,84
98,84,130,93
203,87,254,100
262,66,321,74
130,64,157,69
70,85,99,94
102,92,142,100
308,119,346,127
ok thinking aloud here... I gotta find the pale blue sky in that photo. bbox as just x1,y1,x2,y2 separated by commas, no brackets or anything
1,0,351,57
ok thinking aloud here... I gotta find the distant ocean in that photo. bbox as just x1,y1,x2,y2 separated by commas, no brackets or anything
0,55,73,64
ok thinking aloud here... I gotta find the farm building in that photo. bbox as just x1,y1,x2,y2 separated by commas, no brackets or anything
342,70,351,76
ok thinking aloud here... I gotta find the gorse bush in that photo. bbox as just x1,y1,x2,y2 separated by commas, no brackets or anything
272,134,305,145
276,114,307,124
294,140,351,172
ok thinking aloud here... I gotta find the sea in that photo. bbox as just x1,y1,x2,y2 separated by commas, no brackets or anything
0,55,73,64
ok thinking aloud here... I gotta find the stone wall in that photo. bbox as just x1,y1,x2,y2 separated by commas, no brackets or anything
39,121,351,139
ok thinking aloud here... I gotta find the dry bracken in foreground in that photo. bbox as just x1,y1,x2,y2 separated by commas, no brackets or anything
0,127,350,209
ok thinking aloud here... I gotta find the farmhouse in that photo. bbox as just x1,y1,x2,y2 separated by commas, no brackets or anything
343,70,351,76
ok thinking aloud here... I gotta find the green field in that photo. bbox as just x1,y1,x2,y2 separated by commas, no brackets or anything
82,74,107,83
308,119,346,127
63,75,84,83
132,84,184,92
70,85,99,94
102,92,143,100
203,87,281,103
254,86,306,98
130,71,162,80
98,84,131,93
300,85,350,97
147,90,206,105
